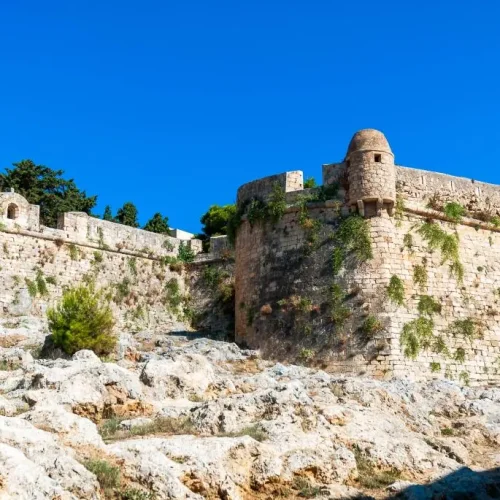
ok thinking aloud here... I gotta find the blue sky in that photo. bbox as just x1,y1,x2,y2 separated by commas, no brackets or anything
1,1,499,233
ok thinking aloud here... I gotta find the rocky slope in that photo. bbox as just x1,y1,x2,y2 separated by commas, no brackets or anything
0,322,499,499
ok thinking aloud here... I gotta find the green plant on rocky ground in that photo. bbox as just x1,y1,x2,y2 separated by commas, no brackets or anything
120,488,155,500
291,476,322,498
387,275,405,306
219,424,267,442
114,278,131,303
93,251,104,264
0,360,21,371
84,459,121,494
35,269,48,296
441,427,454,436
128,257,137,276
353,447,402,490
298,348,315,363
267,182,287,222
361,315,384,336
99,416,195,442
459,370,470,386
454,347,466,363
47,282,116,356
400,316,434,359
432,335,450,356
403,232,413,252
331,247,344,276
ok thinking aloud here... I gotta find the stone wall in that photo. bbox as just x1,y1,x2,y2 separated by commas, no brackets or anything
234,161,500,385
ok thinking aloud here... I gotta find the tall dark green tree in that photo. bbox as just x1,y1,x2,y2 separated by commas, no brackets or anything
200,204,237,237
102,205,114,222
0,160,97,227
115,202,139,228
143,213,170,234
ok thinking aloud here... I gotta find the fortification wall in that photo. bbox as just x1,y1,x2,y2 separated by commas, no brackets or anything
234,140,500,384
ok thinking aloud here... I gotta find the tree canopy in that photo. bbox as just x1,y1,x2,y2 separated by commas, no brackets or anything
143,212,170,233
200,204,237,237
0,160,97,227
102,205,114,222
115,202,139,228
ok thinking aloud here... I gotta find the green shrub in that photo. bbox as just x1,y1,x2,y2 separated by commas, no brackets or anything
267,182,287,223
444,202,466,222
45,276,57,285
331,247,344,276
165,278,183,311
128,257,137,276
35,270,48,296
361,315,383,336
403,232,413,251
335,215,373,262
121,488,155,500
395,194,405,226
47,283,116,355
430,362,441,373
387,275,405,306
449,317,482,341
432,335,449,356
413,264,428,290
93,251,103,264
441,427,454,436
459,370,470,385
68,243,79,260
353,447,401,489
303,177,317,188
491,216,500,227
299,348,315,362
178,242,195,263
454,347,466,363
25,278,37,298
417,295,441,317
417,221,463,281
84,459,120,492
400,317,434,359
114,278,131,302
219,424,267,442
329,284,350,326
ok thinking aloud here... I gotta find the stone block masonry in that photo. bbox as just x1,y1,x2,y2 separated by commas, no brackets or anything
234,129,500,385
0,192,212,333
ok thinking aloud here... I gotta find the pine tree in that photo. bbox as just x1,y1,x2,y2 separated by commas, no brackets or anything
115,202,139,228
143,213,170,234
102,205,114,221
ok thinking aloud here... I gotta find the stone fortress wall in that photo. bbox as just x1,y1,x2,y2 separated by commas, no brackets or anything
0,192,230,334
234,129,500,385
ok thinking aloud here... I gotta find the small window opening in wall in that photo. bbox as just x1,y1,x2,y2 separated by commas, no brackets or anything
374,154,382,162
7,204,19,220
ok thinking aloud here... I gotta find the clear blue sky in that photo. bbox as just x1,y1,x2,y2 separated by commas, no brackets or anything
1,1,499,233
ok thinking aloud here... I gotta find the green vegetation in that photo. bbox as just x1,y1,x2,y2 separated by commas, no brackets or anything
128,257,137,276
68,243,79,260
303,177,317,188
25,278,38,298
395,194,405,226
361,315,384,336
403,232,413,252
143,212,170,233
99,416,194,442
353,447,402,490
102,205,114,221
178,242,195,263
329,284,350,326
164,278,183,311
417,295,441,317
417,221,463,282
48,283,116,355
291,477,321,498
266,182,287,223
93,251,104,264
413,263,428,290
331,247,344,276
400,317,434,359
35,269,48,296
459,371,470,385
443,202,466,222
200,204,237,238
299,348,315,362
449,317,482,341
84,459,121,493
441,427,454,436
335,215,373,262
116,202,139,228
432,335,450,356
219,424,267,442
454,347,466,363
0,160,97,227
430,362,441,373
114,278,131,303
387,275,405,306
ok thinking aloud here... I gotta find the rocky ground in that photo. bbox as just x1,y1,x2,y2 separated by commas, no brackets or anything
0,319,499,499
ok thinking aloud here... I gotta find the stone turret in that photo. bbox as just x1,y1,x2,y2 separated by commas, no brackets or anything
346,129,396,216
